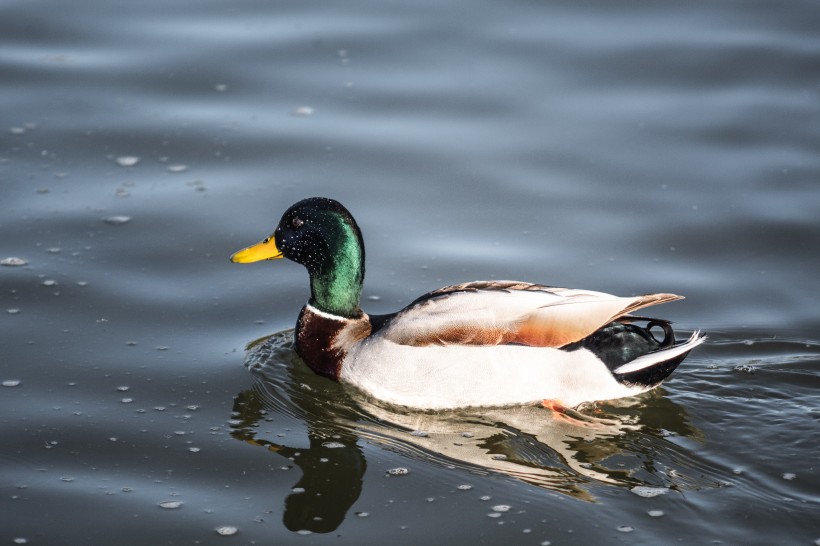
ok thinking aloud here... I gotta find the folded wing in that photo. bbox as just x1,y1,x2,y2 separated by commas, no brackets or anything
380,281,682,348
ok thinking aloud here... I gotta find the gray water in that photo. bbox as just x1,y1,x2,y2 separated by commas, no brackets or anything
2,0,819,544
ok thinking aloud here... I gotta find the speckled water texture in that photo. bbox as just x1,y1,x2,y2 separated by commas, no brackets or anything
2,0,819,544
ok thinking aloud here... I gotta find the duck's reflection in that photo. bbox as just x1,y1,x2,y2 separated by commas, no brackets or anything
229,330,713,533
231,389,365,533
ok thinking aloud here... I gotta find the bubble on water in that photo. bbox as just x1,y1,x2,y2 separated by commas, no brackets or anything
617,525,634,533
782,473,796,480
117,386,130,392
479,495,491,501
386,467,409,477
116,156,140,167
8,309,20,314
159,500,183,509
13,538,28,544
60,477,74,482
630,486,669,498
291,106,314,117
77,281,88,287
355,511,369,518
487,512,502,519
1,257,27,266
215,83,228,92
291,487,305,494
186,405,199,411
215,526,238,536
126,341,138,346
167,164,188,173
734,364,756,374
42,279,58,287
3,380,21,387
410,430,429,437
121,398,133,403
491,505,510,512
156,346,169,351
366,295,381,301
321,441,345,449
648,510,664,517
188,447,201,453
103,215,132,226
47,247,61,254
457,484,472,491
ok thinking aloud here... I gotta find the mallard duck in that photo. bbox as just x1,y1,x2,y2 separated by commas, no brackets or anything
231,197,704,410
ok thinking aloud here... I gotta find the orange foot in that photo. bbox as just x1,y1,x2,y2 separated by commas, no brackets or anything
541,399,567,413
541,399,607,429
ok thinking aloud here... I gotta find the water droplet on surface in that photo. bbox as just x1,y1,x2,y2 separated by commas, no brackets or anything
648,510,664,517
215,526,238,536
386,467,409,477
116,156,140,167
630,486,669,498
617,525,634,533
291,106,314,117
1,257,27,266
2,380,21,387
159,500,183,509
103,215,131,226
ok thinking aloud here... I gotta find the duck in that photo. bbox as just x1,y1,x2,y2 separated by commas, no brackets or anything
230,197,704,410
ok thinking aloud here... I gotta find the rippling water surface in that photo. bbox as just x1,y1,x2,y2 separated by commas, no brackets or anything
2,0,819,544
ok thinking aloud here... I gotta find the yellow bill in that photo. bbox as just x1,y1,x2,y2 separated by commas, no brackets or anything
230,237,283,263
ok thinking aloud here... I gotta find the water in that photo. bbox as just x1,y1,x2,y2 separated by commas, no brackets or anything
2,0,819,544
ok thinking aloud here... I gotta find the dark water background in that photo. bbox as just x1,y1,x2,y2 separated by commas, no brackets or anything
2,0,819,544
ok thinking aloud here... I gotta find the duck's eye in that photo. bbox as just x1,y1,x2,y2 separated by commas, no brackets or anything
291,216,304,229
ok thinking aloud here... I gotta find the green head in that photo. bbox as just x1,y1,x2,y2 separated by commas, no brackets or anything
231,197,365,318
